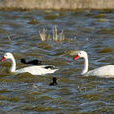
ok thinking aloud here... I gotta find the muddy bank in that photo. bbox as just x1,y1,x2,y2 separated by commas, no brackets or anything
0,0,114,10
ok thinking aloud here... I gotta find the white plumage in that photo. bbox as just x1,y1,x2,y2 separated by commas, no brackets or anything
87,65,114,78
74,51,114,78
1,53,58,75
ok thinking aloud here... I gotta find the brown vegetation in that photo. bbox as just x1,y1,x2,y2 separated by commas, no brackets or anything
0,0,114,10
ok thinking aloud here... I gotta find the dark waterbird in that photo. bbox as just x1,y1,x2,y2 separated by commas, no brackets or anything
49,77,58,86
21,58,42,65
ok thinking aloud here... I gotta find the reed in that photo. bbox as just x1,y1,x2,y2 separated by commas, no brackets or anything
39,28,47,41
39,26,65,42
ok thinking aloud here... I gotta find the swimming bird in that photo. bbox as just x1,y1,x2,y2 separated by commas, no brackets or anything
21,58,42,65
49,77,58,86
1,52,58,75
73,51,114,78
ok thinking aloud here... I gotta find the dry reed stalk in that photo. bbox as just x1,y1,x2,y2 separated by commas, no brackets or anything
39,28,47,41
39,26,65,42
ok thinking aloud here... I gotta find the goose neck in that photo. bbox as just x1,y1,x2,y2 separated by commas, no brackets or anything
81,56,88,75
10,56,16,72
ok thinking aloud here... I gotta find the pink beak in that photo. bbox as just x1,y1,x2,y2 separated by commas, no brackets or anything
1,57,6,62
73,55,80,60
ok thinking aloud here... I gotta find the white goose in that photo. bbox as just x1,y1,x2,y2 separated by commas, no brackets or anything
1,52,58,75
73,51,114,78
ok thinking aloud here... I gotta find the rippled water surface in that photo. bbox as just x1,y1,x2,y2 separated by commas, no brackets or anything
0,10,114,113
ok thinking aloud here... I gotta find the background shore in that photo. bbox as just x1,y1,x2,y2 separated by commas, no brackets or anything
0,0,114,10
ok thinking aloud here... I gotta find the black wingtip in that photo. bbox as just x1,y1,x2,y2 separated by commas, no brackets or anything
44,65,55,69
49,77,58,86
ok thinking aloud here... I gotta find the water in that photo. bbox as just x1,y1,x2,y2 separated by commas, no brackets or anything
0,10,114,113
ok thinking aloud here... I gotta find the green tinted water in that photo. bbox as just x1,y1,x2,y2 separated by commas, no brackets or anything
0,10,114,113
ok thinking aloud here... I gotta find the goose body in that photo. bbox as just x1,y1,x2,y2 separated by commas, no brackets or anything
1,53,58,75
15,65,57,75
74,51,114,78
87,65,114,78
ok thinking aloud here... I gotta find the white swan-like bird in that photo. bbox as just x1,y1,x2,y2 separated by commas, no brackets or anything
73,51,114,78
1,52,58,75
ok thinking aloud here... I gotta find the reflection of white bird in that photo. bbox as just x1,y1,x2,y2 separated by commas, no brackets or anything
1,53,58,75
73,51,114,78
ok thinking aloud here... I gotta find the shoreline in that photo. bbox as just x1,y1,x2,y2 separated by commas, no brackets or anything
0,0,114,10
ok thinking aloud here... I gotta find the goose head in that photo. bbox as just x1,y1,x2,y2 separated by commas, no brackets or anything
1,53,13,62
73,51,87,60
